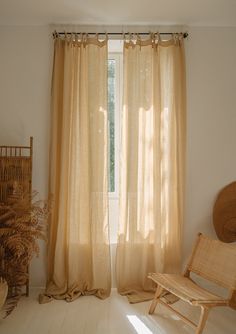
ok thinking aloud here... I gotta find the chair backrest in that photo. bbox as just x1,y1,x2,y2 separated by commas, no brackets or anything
187,233,236,290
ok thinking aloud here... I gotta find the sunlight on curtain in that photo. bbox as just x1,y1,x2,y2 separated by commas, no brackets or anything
40,36,111,303
116,35,186,302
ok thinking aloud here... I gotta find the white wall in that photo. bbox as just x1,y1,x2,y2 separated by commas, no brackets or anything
184,27,236,258
0,26,52,286
0,25,236,287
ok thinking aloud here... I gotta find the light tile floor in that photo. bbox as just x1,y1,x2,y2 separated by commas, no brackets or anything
0,289,235,334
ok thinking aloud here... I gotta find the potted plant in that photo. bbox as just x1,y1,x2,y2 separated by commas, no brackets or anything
0,192,50,317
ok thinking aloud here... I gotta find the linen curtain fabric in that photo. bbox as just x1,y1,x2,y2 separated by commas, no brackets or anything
41,36,111,303
116,35,186,302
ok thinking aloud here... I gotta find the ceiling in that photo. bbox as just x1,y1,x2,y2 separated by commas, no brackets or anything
0,0,236,26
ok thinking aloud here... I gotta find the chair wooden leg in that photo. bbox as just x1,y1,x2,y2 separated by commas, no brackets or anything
149,286,163,315
196,306,210,334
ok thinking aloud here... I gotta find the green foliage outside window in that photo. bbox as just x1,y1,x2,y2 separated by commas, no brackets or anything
108,60,115,192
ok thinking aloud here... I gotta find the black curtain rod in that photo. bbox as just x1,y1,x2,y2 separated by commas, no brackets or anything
56,31,188,38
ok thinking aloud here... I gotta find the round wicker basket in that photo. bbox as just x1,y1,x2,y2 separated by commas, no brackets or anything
213,181,236,243
0,279,8,311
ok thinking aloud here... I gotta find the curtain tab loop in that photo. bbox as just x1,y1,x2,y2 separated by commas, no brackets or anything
70,33,74,43
83,33,88,47
137,34,141,50
128,32,131,43
75,33,79,43
132,33,136,48
149,31,152,41
155,32,160,43
53,30,58,39
173,33,179,45
153,32,160,50
82,33,86,47
150,32,154,48
179,33,184,43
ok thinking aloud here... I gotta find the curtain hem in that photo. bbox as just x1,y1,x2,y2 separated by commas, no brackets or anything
38,284,111,304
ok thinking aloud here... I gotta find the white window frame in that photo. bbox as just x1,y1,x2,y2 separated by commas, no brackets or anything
108,53,122,199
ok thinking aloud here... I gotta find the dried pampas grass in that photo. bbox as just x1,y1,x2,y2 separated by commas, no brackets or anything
0,191,50,317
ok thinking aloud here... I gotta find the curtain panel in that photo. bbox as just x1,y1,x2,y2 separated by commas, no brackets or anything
116,35,186,302
41,36,111,303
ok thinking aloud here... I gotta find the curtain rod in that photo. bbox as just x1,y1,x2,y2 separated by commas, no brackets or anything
55,31,188,38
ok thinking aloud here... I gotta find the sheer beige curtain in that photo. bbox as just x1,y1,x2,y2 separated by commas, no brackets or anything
116,35,186,303
41,36,111,303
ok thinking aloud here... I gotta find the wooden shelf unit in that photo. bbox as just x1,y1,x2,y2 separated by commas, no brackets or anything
0,137,33,296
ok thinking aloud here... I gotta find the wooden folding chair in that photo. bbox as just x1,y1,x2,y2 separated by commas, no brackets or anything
148,233,236,334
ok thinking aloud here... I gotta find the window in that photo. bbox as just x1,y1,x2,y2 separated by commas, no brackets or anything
108,59,115,193
108,53,122,196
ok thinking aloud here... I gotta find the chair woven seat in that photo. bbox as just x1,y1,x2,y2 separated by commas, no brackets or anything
148,233,236,334
149,273,228,305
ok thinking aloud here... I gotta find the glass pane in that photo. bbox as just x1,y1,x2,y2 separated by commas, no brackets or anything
108,59,115,193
